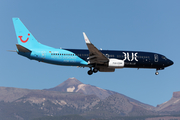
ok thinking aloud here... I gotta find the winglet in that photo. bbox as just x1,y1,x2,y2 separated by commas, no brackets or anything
83,32,91,44
82,32,109,64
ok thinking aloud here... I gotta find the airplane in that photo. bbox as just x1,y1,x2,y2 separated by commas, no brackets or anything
12,18,173,75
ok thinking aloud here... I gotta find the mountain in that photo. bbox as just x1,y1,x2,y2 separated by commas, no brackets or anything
156,91,180,112
45,77,115,100
46,77,155,111
0,77,179,120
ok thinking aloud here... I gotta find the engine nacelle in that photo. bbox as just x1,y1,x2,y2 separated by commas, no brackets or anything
108,59,124,68
99,68,115,72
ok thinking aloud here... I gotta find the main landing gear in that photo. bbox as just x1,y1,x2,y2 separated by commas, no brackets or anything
87,67,98,75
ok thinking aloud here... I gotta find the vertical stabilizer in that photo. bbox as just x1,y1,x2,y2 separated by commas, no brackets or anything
12,18,42,50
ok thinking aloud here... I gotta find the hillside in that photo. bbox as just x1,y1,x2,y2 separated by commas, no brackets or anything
156,91,180,112
0,77,180,120
45,77,115,100
46,77,155,111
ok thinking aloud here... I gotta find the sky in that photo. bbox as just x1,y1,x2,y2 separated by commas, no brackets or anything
1,0,180,107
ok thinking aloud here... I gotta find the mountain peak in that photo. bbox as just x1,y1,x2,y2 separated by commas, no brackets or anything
56,77,82,87
45,77,117,99
46,78,82,92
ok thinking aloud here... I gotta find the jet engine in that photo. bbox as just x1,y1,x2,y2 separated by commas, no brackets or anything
99,68,115,72
108,59,124,68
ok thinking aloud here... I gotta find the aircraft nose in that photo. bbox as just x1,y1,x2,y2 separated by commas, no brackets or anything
168,59,174,66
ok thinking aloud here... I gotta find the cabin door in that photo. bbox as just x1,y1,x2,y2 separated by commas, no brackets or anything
154,54,158,62
41,51,46,59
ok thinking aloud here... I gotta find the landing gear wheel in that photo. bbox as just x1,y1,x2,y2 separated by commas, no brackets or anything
88,70,93,75
155,71,159,75
93,68,98,73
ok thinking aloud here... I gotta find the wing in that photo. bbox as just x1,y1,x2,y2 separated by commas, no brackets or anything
83,32,109,64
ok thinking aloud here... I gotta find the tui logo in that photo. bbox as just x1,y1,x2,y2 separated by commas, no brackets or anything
18,33,30,43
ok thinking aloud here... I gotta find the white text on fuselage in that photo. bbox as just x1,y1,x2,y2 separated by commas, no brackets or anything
123,52,138,61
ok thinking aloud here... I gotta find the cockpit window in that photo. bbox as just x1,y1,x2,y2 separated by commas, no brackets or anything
162,56,167,60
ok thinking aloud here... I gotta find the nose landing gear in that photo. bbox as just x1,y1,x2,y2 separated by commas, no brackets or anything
155,68,162,75
155,68,164,75
155,71,159,75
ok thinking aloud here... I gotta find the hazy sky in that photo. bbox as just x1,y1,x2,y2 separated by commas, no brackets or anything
1,0,180,107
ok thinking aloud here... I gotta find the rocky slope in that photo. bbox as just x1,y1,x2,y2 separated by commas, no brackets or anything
46,77,155,111
46,77,115,100
156,91,180,112
0,87,32,102
87,93,156,118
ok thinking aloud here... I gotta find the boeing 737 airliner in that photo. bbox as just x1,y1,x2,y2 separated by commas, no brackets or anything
12,18,173,75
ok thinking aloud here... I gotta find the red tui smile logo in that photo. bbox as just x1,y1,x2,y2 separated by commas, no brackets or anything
18,33,30,43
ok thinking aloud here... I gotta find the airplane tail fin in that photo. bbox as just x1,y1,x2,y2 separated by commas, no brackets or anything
12,18,42,50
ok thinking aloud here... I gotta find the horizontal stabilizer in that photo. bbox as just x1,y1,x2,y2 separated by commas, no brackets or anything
16,44,31,52
7,50,17,52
